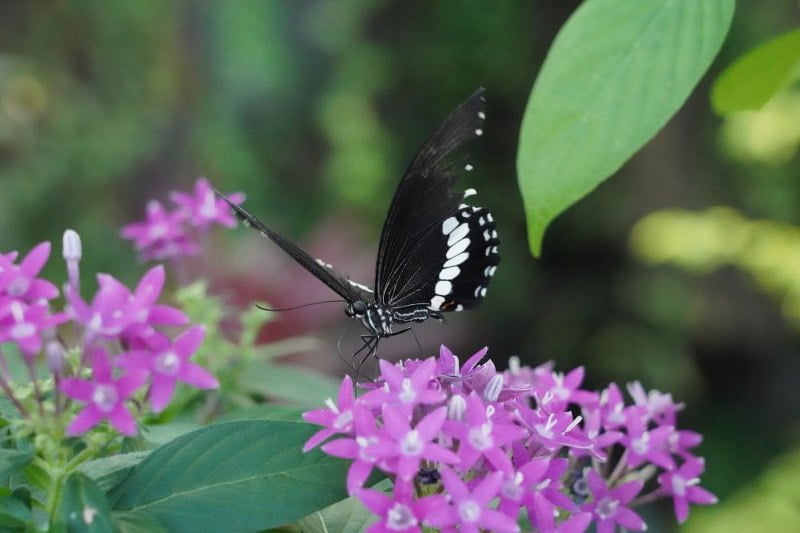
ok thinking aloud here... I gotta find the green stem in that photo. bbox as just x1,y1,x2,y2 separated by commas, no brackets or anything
45,466,65,524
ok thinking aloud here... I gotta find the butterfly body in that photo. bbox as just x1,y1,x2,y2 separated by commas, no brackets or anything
219,88,499,359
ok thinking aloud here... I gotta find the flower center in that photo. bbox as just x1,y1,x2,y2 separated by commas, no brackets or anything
398,378,416,404
386,502,417,530
535,413,557,440
632,432,650,455
597,497,619,520
671,474,687,497
356,436,378,462
502,472,524,501
552,372,570,400
334,410,353,430
400,430,423,456
468,422,494,451
149,223,168,239
458,500,481,523
199,191,217,218
92,384,118,413
10,322,35,339
155,352,181,375
6,276,29,297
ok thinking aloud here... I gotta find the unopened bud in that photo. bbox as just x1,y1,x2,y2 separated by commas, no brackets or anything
62,229,82,262
45,341,65,373
447,394,467,421
483,374,504,403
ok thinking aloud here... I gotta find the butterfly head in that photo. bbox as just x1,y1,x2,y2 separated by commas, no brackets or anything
345,300,368,318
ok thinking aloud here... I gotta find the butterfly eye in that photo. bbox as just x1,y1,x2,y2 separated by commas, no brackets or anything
352,301,368,316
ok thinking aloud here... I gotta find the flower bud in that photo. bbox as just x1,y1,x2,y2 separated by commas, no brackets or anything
483,374,504,403
45,341,65,373
62,229,82,262
447,394,467,421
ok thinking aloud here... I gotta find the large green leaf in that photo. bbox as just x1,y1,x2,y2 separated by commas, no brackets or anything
54,472,115,533
78,452,150,493
517,0,734,255
295,478,391,533
712,28,800,114
109,420,351,532
0,491,31,530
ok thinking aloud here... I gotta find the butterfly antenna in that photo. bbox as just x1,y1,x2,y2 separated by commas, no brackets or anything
256,300,345,312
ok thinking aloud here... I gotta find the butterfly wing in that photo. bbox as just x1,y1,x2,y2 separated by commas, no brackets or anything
374,88,500,312
217,191,373,303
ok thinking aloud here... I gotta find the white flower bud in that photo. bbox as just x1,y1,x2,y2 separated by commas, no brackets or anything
483,374,504,403
62,229,82,262
447,394,467,421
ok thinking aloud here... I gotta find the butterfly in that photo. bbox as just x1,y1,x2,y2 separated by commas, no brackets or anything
217,88,499,361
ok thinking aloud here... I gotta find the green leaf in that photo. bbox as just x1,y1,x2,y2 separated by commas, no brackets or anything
295,479,391,533
54,472,115,533
517,0,734,256
239,362,340,407
218,404,306,422
0,450,33,483
109,420,351,532
78,452,150,493
112,511,168,533
0,491,31,530
712,28,800,114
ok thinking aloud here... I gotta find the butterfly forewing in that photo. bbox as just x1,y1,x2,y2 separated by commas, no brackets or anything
374,88,500,311
216,192,369,304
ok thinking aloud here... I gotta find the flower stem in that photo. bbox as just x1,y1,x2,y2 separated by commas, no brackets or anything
607,449,629,485
0,369,28,418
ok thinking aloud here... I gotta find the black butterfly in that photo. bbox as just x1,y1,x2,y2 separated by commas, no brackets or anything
217,88,499,361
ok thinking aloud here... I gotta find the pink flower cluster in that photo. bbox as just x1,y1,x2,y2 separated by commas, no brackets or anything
0,235,219,436
304,347,717,532
121,177,244,261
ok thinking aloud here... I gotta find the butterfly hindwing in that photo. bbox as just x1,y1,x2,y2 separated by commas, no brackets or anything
374,88,499,311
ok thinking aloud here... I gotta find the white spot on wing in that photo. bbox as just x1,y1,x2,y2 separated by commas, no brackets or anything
442,217,458,235
443,251,469,267
439,266,460,280
435,280,453,296
447,223,469,246
474,285,483,298
463,188,477,198
475,128,483,136
446,238,470,258
478,111,486,120
465,164,474,172
430,295,445,310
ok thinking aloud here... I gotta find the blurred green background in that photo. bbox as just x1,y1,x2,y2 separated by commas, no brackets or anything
0,1,799,530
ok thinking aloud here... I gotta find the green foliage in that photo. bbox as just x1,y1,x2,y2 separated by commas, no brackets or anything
686,449,800,532
53,473,114,533
294,486,384,533
0,450,33,484
517,0,734,255
630,207,800,326
109,420,351,532
712,28,800,115
0,488,32,530
77,452,150,493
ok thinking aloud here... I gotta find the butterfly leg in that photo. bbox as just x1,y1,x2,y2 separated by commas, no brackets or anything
352,334,377,362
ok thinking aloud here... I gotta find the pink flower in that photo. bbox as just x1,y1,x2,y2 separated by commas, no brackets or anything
369,406,459,482
60,347,147,436
121,200,199,261
658,456,717,523
621,407,675,470
359,481,444,533
0,242,59,302
170,177,244,229
444,393,526,472
117,325,217,412
427,468,520,533
534,367,597,410
303,374,357,451
0,301,67,356
321,406,385,494
581,471,646,533
361,358,445,412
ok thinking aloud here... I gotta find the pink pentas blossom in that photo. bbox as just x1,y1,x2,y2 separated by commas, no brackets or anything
303,374,358,451
0,242,59,302
427,468,520,533
581,471,646,533
361,358,445,411
60,347,147,436
0,300,67,356
359,481,444,533
443,393,526,472
304,346,717,531
121,200,199,261
658,456,717,523
628,381,684,426
117,325,217,413
170,177,244,229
